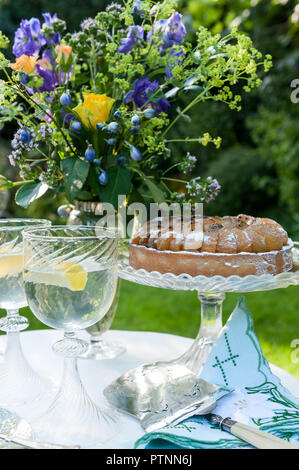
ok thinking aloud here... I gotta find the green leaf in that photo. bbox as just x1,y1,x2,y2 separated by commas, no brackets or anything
184,75,198,87
129,167,165,203
76,190,93,201
61,157,89,202
99,166,131,209
88,166,101,199
0,175,13,191
176,107,191,123
142,177,165,203
15,182,48,208
165,87,180,99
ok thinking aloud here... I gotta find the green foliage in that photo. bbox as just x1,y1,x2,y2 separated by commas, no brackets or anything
203,145,279,219
99,166,131,209
61,157,89,202
15,181,48,208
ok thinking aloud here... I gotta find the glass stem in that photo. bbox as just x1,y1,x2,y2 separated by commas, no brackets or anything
177,292,225,376
0,308,29,333
198,292,225,340
4,330,25,367
90,335,103,344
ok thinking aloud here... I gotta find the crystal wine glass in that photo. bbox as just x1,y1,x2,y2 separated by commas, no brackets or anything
23,226,120,447
0,218,52,412
79,278,125,360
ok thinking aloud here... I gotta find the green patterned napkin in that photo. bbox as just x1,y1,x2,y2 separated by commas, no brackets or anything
135,297,299,449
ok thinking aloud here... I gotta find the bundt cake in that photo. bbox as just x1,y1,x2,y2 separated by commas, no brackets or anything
129,214,293,277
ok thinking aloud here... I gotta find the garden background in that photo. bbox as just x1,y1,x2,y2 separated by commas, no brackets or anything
0,0,298,377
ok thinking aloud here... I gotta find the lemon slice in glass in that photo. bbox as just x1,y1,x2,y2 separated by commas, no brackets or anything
56,262,88,291
26,261,88,291
0,254,23,278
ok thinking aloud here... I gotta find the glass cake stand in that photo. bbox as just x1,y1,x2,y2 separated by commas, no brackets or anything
118,244,299,375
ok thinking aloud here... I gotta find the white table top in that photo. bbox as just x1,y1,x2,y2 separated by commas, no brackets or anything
0,329,298,449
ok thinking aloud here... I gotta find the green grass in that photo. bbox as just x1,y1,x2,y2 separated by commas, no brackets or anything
3,281,299,378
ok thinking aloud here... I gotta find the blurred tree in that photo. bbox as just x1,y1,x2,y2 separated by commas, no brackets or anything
178,0,299,234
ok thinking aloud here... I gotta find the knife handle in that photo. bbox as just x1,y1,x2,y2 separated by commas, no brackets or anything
229,422,298,450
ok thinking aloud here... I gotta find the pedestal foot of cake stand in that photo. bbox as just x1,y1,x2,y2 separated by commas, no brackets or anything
176,292,225,376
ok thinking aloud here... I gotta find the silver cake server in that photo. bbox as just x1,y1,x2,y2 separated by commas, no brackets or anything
205,413,299,450
104,362,231,432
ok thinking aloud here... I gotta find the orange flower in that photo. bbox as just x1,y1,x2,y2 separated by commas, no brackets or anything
73,93,115,130
8,55,38,74
56,45,72,64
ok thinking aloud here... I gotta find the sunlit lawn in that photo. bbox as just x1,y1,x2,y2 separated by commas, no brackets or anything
2,281,299,378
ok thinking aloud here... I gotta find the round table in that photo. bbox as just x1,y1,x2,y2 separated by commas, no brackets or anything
0,329,298,449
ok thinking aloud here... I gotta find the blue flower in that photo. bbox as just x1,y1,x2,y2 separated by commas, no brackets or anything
165,48,185,78
106,122,120,135
147,12,186,52
20,127,31,143
129,125,140,133
163,13,186,50
61,111,74,127
42,13,60,45
118,25,144,54
20,72,30,85
85,145,96,162
143,108,155,119
13,18,46,57
131,114,140,126
113,110,122,119
60,91,72,107
71,121,82,132
117,155,127,166
107,138,117,146
124,76,170,114
132,1,145,15
99,171,109,185
128,144,142,161
96,122,104,131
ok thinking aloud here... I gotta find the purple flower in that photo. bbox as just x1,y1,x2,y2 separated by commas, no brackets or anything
132,1,145,15
13,18,46,57
42,13,60,45
124,76,170,114
61,110,74,127
163,13,186,49
118,26,144,54
35,63,58,92
165,47,185,78
147,12,186,52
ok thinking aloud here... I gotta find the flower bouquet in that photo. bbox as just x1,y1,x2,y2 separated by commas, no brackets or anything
0,1,271,212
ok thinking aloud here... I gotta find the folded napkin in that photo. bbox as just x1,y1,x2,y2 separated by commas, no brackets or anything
135,297,299,449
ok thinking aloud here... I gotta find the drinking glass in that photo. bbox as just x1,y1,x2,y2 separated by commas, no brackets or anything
79,279,126,360
0,218,51,411
23,226,120,447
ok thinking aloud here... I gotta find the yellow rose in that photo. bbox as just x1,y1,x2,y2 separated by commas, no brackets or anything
56,45,72,64
8,55,38,74
73,93,115,130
